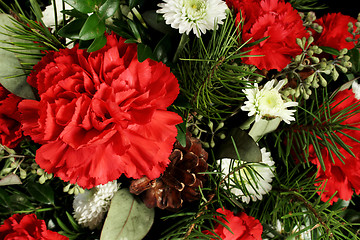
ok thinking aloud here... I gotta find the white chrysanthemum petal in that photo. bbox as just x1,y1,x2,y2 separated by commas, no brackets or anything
157,0,228,38
42,0,70,27
352,80,360,100
73,181,119,230
218,147,275,204
242,80,298,124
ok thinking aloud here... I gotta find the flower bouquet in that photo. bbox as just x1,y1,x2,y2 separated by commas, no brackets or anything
0,0,360,239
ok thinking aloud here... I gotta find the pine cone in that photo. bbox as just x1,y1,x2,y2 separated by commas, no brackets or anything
129,134,208,210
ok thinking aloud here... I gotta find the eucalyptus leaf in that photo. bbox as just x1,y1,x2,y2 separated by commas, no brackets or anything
0,14,36,99
100,188,154,240
248,118,281,141
216,128,262,163
79,13,106,40
0,174,22,186
99,0,120,19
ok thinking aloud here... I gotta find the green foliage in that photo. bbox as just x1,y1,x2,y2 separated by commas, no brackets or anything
177,12,262,120
60,0,120,51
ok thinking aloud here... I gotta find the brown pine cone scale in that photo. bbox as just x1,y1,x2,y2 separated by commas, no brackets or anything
129,134,208,210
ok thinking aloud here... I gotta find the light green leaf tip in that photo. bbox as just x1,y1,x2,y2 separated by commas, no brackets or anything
100,188,154,240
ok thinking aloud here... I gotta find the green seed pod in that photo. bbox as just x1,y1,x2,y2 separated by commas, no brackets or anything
19,168,26,179
39,174,46,184
332,68,339,80
296,38,304,49
307,50,314,57
318,74,327,87
63,184,71,192
311,57,320,63
36,168,44,175
337,64,348,73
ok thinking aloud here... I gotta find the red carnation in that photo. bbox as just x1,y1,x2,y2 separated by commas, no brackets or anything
19,33,182,189
311,13,358,52
232,0,308,71
203,208,263,239
0,85,23,148
0,213,68,240
308,83,360,204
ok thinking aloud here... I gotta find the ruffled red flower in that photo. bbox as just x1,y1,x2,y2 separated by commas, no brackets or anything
0,85,23,148
0,213,68,240
203,208,263,239
308,86,360,204
311,13,357,52
231,0,308,71
19,33,182,189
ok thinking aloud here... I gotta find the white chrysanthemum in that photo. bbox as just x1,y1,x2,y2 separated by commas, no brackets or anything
156,0,228,38
73,180,119,230
42,0,70,27
241,79,299,124
219,147,275,204
352,80,360,100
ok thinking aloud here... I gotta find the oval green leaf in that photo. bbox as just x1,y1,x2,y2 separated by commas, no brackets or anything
216,128,262,163
58,18,87,39
65,0,99,14
79,13,106,40
99,0,121,19
100,188,154,240
87,34,107,52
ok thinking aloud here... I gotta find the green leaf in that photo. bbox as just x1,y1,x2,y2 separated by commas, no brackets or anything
176,121,187,147
100,188,154,240
248,118,281,141
87,34,107,52
127,19,141,42
0,174,22,186
137,43,153,62
79,13,105,40
58,18,87,39
129,0,141,9
349,47,360,73
0,14,36,99
142,10,174,35
61,9,89,19
319,46,340,56
26,182,55,205
65,0,101,14
99,0,120,19
216,128,262,163
153,34,172,63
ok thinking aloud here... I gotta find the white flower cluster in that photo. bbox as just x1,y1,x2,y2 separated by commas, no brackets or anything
219,147,275,204
241,79,299,124
157,0,228,38
73,180,119,230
